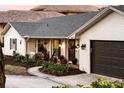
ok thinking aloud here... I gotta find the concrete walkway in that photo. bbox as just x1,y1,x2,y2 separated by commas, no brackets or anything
5,75,62,88
28,66,56,78
27,66,123,86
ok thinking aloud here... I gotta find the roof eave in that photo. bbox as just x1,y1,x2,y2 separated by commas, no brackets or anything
23,36,68,39
70,6,124,38
1,23,11,35
67,7,111,38
110,6,124,15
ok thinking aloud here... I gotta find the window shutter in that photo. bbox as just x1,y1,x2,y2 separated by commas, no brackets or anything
10,38,12,49
15,39,17,50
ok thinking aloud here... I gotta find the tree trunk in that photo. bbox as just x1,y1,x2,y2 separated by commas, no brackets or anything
0,42,6,88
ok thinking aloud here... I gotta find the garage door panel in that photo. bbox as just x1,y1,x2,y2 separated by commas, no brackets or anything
95,56,124,67
95,52,119,58
93,66,116,76
91,41,124,79
94,42,123,49
95,57,117,65
94,64,124,78
95,48,119,57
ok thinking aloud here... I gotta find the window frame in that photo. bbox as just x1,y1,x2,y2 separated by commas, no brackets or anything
10,38,17,50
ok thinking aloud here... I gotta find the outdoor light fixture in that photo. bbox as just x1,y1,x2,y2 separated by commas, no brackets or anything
59,44,62,47
81,44,86,50
75,44,80,51
59,40,62,47
76,44,80,48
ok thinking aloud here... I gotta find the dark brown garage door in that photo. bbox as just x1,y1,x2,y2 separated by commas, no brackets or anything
91,40,124,79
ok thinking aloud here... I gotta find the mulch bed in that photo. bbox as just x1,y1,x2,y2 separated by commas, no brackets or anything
4,56,37,68
39,68,85,76
5,56,26,67
5,56,85,76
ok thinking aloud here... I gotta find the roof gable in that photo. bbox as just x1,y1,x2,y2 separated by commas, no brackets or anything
74,5,124,37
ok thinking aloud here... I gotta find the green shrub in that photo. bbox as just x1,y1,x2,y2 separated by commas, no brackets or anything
25,54,29,61
59,55,67,64
13,53,28,63
13,53,20,61
52,85,71,88
19,55,28,63
90,77,124,88
50,56,58,64
42,61,49,68
52,77,124,88
36,59,43,66
42,62,69,74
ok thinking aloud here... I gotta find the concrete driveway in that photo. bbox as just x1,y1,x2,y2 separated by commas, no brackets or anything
5,75,62,88
49,74,123,86
5,65,123,88
27,66,123,87
5,74,123,88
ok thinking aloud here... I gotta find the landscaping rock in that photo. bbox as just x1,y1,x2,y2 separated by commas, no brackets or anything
5,65,28,76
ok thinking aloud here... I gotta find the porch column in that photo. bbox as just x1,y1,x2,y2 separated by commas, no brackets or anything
65,39,69,60
49,40,52,58
25,38,29,55
35,40,38,53
60,40,65,57
75,39,79,64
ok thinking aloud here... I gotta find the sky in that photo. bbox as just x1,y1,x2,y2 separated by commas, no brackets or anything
0,5,37,11
0,5,106,11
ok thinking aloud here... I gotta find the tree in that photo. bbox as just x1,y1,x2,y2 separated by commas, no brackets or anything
0,42,6,88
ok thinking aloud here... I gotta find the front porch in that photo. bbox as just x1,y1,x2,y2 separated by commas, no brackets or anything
25,38,80,65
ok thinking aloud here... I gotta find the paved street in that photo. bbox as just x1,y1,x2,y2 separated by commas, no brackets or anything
5,75,62,88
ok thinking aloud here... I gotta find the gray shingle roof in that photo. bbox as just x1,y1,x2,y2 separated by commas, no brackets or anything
10,12,98,38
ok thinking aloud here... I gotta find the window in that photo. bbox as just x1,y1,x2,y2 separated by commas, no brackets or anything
10,38,17,50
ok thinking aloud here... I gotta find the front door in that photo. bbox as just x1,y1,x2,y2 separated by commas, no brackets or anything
38,39,47,53
52,40,61,57
68,40,75,61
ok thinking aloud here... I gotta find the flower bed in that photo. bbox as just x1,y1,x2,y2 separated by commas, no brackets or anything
5,55,38,68
39,62,84,76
